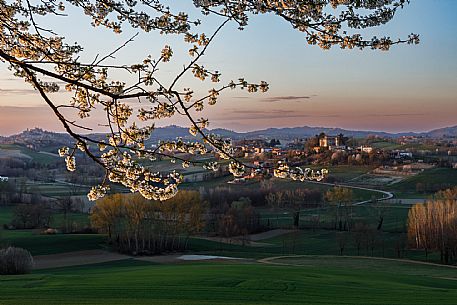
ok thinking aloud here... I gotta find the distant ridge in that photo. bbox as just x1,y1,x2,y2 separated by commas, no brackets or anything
199,125,457,139
1,125,457,148
423,125,457,138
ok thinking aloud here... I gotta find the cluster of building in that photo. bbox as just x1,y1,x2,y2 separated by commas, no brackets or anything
234,133,418,161
0,128,71,150
235,139,287,159
226,133,446,183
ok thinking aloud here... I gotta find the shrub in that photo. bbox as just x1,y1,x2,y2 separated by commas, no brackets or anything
0,247,34,275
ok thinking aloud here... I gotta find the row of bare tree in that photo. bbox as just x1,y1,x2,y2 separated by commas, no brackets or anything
408,187,457,264
90,191,205,255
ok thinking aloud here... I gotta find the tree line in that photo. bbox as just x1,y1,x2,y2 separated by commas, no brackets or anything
90,191,205,255
408,187,457,264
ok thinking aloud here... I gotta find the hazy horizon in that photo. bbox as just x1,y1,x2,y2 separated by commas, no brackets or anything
1,1,456,136
1,118,456,137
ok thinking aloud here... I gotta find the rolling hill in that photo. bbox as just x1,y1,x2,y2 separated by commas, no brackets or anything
1,125,456,149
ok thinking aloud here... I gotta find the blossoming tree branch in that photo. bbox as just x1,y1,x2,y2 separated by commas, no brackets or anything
0,0,419,201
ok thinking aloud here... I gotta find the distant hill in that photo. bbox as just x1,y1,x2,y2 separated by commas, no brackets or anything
423,125,457,138
232,127,408,139
147,125,194,142
211,125,457,140
0,128,73,152
1,125,456,149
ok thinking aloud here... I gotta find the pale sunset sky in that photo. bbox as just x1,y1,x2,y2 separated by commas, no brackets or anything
0,0,456,135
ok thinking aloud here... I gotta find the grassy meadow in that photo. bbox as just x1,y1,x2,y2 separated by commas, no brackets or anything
1,160,457,304
0,207,104,255
1,258,457,305
386,168,457,198
0,202,414,258
0,144,59,165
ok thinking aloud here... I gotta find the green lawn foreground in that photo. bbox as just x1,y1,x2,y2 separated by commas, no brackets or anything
1,257,457,305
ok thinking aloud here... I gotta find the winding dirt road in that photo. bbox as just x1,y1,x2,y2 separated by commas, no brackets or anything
258,254,457,269
304,180,394,205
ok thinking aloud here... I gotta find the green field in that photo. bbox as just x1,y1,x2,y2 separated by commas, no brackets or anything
0,193,454,304
321,165,375,182
0,206,91,229
1,258,457,305
21,181,90,196
0,230,105,255
370,140,402,150
189,228,434,262
257,202,409,231
0,207,12,225
0,144,59,165
0,207,104,255
387,168,457,197
0,201,411,258
369,141,437,152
